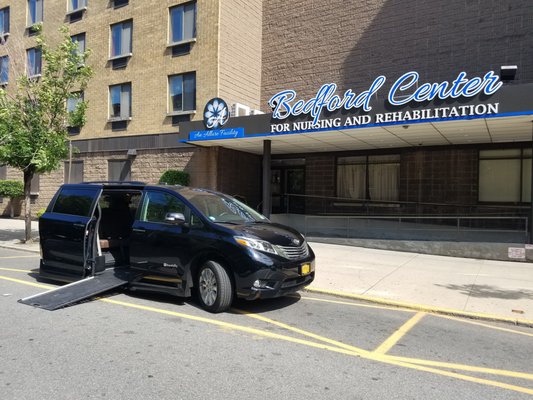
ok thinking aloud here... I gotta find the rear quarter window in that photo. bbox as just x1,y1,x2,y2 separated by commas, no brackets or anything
52,188,98,217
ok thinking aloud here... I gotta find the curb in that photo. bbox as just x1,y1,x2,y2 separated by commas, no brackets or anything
0,243,40,254
304,287,533,328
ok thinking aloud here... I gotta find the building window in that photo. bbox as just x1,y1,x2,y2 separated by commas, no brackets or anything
67,91,83,113
337,155,400,201
68,0,86,13
110,20,132,58
479,149,531,203
64,161,84,183
27,0,43,26
71,32,86,57
26,48,42,77
109,83,131,120
108,160,131,181
168,72,196,113
0,165,6,180
169,2,196,44
31,174,40,195
112,0,128,8
0,56,8,84
0,7,10,36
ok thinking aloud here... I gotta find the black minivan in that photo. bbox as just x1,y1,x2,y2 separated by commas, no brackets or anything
39,182,315,312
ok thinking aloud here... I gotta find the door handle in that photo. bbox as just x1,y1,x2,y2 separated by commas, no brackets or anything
132,228,146,233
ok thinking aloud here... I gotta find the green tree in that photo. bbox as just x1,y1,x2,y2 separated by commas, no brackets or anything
0,25,93,242
0,180,24,218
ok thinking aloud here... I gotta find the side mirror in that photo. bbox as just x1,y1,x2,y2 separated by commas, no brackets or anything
165,212,186,224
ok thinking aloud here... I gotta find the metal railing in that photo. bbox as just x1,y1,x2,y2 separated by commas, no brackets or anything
272,194,530,243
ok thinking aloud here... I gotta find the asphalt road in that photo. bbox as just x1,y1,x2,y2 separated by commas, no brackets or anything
0,247,532,400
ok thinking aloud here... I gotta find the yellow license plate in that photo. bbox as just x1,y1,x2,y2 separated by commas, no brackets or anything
301,263,311,275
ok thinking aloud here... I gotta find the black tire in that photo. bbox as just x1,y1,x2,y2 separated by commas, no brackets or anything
196,260,233,313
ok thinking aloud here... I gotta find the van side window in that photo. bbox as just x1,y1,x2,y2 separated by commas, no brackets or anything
141,191,188,223
52,188,98,216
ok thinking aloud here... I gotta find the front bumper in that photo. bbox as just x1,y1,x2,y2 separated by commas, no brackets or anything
236,256,316,300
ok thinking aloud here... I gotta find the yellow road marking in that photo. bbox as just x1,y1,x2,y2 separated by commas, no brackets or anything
234,307,533,393
436,314,533,338
3,275,533,395
374,312,426,354
0,255,39,259
299,294,414,313
0,275,52,290
305,287,533,327
0,267,35,273
385,355,533,381
233,308,366,355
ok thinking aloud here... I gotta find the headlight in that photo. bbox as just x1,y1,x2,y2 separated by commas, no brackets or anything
234,236,278,256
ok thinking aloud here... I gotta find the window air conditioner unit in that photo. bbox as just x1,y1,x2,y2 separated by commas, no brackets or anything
231,103,250,117
249,109,264,115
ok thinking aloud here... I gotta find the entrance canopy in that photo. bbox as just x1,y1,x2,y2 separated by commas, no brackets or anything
180,81,533,154
183,114,533,155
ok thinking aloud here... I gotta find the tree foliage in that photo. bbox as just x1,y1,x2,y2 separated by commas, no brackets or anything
159,170,190,186
0,24,93,241
0,180,24,198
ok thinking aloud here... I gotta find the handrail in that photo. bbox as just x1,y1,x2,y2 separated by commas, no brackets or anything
282,193,529,211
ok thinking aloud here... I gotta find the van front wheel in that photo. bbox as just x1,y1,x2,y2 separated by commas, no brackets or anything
197,261,233,313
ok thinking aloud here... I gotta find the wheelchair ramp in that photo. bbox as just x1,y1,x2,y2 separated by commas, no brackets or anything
19,268,133,311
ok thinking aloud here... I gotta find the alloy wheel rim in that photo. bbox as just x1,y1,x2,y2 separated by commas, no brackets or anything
199,268,217,306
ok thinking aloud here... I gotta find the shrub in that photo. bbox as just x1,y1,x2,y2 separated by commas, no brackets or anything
36,208,46,218
0,180,24,198
159,170,190,186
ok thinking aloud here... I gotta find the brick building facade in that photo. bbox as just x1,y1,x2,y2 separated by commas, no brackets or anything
1,0,533,244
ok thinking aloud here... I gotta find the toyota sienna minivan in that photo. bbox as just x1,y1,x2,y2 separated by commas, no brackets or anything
39,182,315,312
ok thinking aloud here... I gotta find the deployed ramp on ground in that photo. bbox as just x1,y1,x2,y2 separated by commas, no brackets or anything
18,268,134,311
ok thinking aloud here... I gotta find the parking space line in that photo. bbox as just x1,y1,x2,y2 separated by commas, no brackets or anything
0,267,35,273
2,275,533,396
436,314,533,338
233,308,368,356
234,307,533,393
374,312,426,354
0,275,52,289
385,355,533,381
298,295,415,313
0,255,39,259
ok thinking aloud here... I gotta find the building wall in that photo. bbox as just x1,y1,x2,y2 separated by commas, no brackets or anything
0,0,221,140
0,147,217,217
261,0,533,107
218,0,262,110
215,147,262,208
400,148,478,205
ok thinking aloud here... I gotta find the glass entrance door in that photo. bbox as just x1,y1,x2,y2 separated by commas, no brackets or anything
271,167,305,214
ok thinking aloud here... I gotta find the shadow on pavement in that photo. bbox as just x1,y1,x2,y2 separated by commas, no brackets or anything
436,283,533,300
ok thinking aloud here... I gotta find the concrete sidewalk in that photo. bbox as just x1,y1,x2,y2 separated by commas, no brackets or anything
0,217,532,324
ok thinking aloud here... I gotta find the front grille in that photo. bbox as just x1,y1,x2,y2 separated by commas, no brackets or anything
275,242,310,261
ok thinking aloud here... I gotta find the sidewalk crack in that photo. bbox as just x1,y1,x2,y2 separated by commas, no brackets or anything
362,253,419,295
463,261,485,311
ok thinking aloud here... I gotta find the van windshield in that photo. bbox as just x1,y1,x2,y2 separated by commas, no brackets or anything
184,191,268,224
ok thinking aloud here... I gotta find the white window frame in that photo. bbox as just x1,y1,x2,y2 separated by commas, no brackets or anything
27,0,43,27
26,47,42,78
0,56,8,85
109,83,132,121
168,2,196,46
168,72,196,115
110,20,132,59
67,0,87,14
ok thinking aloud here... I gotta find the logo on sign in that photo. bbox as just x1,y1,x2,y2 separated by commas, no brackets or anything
203,98,230,129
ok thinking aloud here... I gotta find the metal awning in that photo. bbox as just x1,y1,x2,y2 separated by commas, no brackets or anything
185,115,533,155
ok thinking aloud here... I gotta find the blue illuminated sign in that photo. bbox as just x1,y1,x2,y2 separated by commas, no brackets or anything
269,71,503,124
189,127,244,141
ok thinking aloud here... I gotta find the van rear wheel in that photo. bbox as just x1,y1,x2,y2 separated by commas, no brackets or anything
196,261,233,313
